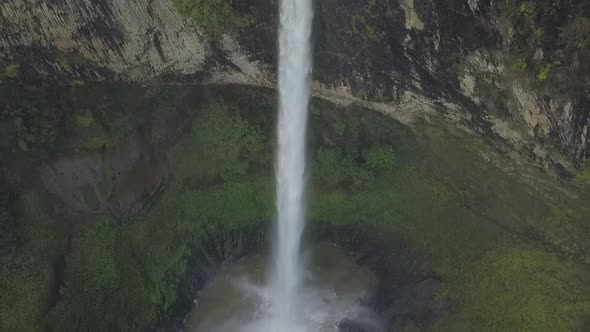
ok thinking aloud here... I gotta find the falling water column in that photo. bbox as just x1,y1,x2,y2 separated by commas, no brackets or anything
272,0,314,329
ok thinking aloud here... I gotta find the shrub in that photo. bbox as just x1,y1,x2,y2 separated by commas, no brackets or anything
519,2,537,17
365,146,397,171
3,103,62,153
576,165,590,188
72,80,86,87
351,0,382,42
536,64,551,81
74,111,94,128
513,57,528,72
4,64,21,79
559,16,590,50
351,167,375,187
315,147,354,187
69,120,110,151
499,1,520,19
170,101,268,181
171,0,252,32
498,1,537,19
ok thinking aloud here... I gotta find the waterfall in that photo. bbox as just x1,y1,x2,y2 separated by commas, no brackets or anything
186,5,380,331
272,0,314,330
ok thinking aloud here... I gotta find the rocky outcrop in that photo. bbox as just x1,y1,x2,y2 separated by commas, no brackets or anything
307,0,590,174
161,223,448,331
0,0,272,83
40,129,163,221
1,0,589,174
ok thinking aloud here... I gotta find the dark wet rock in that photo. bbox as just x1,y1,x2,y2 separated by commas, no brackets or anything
40,150,106,216
312,223,451,330
385,278,450,323
339,318,382,332
40,128,164,222
2,0,589,174
155,224,268,331
156,223,448,331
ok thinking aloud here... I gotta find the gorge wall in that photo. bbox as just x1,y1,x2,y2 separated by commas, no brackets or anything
1,0,589,176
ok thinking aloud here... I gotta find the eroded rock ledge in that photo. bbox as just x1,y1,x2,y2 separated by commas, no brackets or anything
1,0,588,178
157,223,449,332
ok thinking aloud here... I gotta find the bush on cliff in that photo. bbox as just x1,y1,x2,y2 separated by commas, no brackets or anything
172,0,252,32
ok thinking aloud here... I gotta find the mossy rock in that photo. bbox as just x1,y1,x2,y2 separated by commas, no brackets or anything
171,0,253,33
4,63,21,79
576,165,590,188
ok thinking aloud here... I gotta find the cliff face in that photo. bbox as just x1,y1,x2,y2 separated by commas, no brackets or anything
307,0,590,174
0,0,271,83
1,0,589,175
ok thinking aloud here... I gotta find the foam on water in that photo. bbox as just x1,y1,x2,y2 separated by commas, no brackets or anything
186,244,382,332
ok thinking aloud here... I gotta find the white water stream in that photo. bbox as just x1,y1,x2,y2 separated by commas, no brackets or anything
187,2,383,331
270,0,314,330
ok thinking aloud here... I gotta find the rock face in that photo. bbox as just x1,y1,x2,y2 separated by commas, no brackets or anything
40,129,163,221
0,0,272,83
1,0,589,174
307,0,590,174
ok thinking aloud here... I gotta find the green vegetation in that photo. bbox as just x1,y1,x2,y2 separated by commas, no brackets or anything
170,101,269,182
499,1,589,95
512,56,528,72
436,245,589,331
518,2,537,17
74,111,94,128
314,145,397,188
0,191,65,331
0,82,188,157
365,146,397,171
4,63,21,78
498,1,521,18
71,79,86,87
351,0,382,42
2,85,589,331
500,0,555,20
49,178,273,330
1,96,62,153
309,112,590,330
50,98,274,329
315,147,354,187
313,0,386,83
560,16,590,50
576,165,590,188
50,217,123,331
537,63,552,81
171,0,252,32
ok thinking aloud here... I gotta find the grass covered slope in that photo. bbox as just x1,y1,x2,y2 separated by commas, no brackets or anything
1,84,588,330
48,95,275,330
305,103,590,330
0,189,65,331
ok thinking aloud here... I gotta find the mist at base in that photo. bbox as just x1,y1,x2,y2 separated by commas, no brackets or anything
185,243,383,332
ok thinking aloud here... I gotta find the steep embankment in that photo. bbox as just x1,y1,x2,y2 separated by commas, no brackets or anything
1,0,589,331
0,84,588,331
1,0,589,175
